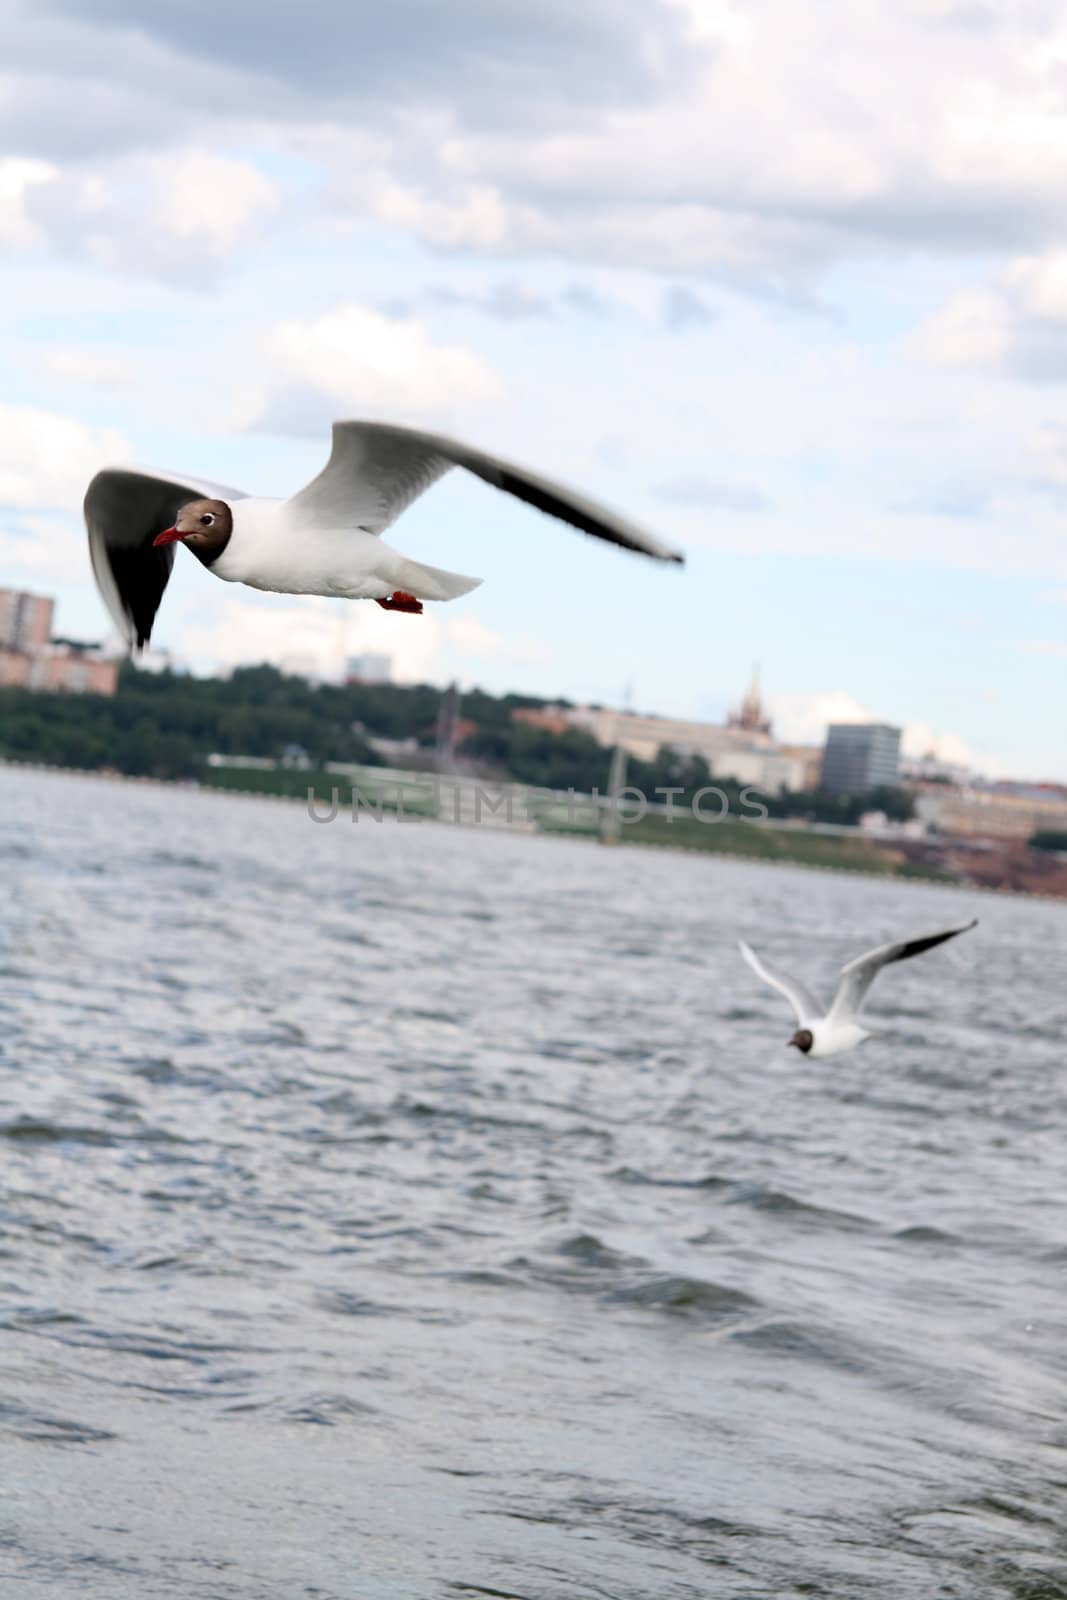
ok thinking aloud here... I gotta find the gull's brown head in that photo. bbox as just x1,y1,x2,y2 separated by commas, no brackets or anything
153,499,233,562
788,1029,814,1054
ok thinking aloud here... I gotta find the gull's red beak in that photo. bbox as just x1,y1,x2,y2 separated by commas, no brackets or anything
153,526,183,547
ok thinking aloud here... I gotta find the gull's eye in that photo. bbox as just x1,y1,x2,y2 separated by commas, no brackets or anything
200,513,214,527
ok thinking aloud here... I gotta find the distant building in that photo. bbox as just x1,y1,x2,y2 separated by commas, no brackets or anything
987,779,1067,804
565,706,764,767
776,743,823,792
820,722,902,794
559,669,820,793
915,781,1067,841
0,589,53,653
706,744,808,791
0,648,118,695
899,748,976,786
366,734,421,761
727,665,772,736
511,705,573,736
562,706,807,792
346,652,392,685
0,587,118,695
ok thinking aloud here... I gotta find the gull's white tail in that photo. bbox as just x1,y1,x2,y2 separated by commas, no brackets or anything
392,556,483,602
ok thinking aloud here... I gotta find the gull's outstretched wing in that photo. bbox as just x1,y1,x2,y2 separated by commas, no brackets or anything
739,940,822,1025
828,919,978,1023
285,420,685,564
85,467,247,649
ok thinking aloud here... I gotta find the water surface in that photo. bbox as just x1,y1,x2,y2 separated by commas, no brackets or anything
1,768,1065,1598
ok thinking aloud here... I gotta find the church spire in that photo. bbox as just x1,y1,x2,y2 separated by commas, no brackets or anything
729,663,771,736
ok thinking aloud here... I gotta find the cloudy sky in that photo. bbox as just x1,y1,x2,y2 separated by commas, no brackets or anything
4,0,1067,776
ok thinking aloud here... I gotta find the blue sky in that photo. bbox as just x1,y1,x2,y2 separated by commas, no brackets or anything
3,0,1067,777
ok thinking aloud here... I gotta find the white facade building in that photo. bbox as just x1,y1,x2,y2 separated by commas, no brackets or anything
563,706,808,793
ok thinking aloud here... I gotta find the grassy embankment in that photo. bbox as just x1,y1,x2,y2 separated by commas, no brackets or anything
544,808,954,882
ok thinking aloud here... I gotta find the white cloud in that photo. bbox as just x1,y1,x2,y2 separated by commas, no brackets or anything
147,151,281,262
240,302,504,435
898,719,996,772
0,403,130,511
910,287,1012,370
13,2,1067,297
364,175,828,292
0,512,85,588
444,612,551,668
770,690,876,748
14,150,281,282
313,2,1067,292
171,590,545,684
178,593,445,683
1023,423,1067,485
912,247,1067,380
1003,250,1067,323
0,157,58,247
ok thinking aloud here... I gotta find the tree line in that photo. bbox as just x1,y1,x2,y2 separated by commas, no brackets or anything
0,662,914,823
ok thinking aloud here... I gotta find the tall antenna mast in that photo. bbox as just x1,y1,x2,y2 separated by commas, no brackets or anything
601,679,632,846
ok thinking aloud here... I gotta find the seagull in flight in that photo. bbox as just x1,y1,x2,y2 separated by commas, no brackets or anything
84,419,684,649
739,919,978,1057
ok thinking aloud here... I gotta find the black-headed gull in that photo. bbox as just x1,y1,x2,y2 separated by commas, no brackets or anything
84,419,684,649
739,919,978,1057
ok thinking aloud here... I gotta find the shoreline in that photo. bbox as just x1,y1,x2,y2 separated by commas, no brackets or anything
3,757,1062,905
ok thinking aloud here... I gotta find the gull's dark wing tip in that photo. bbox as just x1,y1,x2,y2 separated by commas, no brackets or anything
482,458,684,563
85,467,205,651
888,919,978,966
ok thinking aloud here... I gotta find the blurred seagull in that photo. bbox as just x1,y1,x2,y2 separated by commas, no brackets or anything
84,419,685,649
739,919,978,1058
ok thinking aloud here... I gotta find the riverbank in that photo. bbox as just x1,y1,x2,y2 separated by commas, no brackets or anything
7,756,1065,899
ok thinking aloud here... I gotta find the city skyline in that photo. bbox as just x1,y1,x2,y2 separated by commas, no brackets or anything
0,575,1012,786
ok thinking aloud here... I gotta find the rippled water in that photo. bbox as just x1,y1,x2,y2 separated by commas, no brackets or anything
2,766,1066,1599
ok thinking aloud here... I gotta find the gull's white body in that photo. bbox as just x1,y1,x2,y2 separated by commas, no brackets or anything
214,498,472,603
793,1016,871,1060
739,918,978,1059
